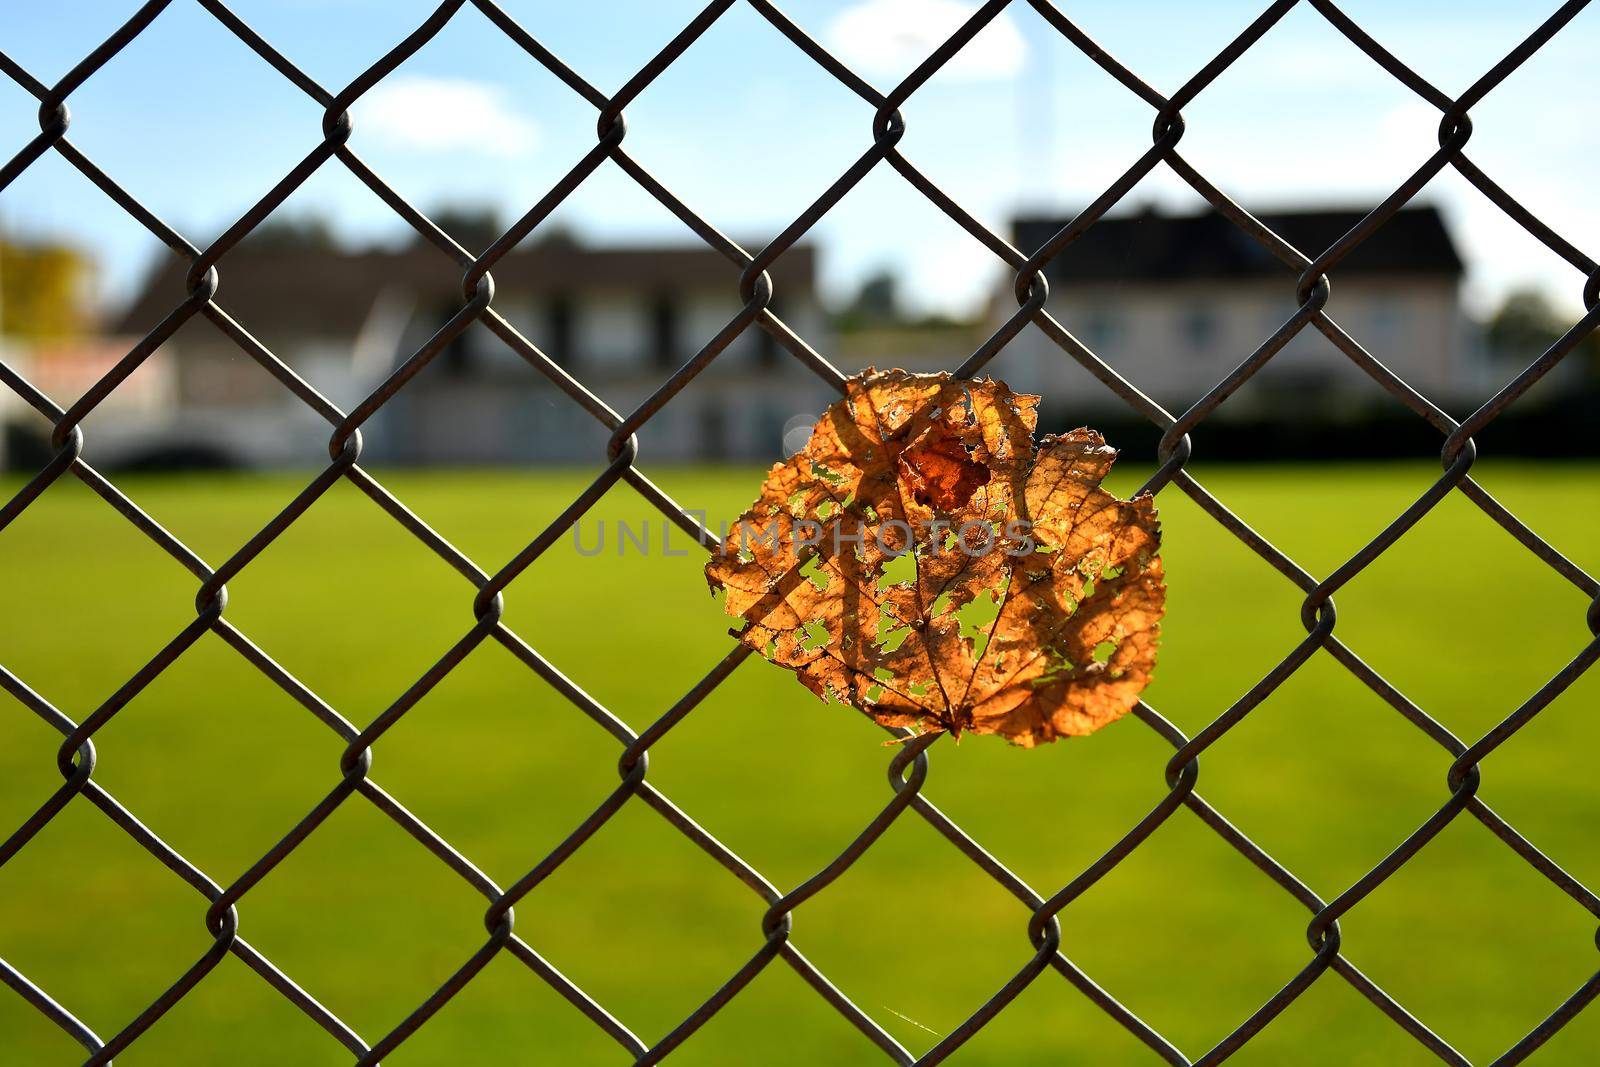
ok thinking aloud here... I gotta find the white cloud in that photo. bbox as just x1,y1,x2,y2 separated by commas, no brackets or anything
827,0,1027,84
356,75,539,159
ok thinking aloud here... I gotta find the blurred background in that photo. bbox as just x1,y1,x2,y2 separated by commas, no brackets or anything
1,2,1597,1065
2,0,1598,471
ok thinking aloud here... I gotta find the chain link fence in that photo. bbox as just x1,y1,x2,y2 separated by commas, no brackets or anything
2,0,1599,1063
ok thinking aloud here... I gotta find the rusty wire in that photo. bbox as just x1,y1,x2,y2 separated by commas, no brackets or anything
3,1,1599,1064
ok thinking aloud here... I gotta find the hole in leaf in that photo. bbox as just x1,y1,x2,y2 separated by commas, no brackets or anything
800,619,829,652
800,556,831,593
956,581,1006,659
880,549,917,588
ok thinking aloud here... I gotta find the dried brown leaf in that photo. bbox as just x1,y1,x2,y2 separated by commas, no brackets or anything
706,369,1164,746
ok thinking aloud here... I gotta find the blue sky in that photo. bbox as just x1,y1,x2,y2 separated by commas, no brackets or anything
0,0,1595,320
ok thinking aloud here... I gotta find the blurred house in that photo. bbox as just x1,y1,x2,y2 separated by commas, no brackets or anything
998,204,1472,418
104,239,832,467
834,321,990,375
0,337,175,471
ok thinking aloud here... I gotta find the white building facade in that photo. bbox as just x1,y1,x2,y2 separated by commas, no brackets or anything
107,241,834,468
995,206,1472,421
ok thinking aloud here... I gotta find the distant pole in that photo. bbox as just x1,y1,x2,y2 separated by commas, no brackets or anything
1021,35,1056,208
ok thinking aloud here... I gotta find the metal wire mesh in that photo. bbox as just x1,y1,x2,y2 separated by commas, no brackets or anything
2,1,1598,1064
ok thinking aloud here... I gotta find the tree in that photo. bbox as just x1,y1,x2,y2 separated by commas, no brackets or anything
1485,286,1599,382
424,207,503,253
833,269,901,331
0,238,92,341
851,270,899,321
1485,288,1564,360
243,214,338,251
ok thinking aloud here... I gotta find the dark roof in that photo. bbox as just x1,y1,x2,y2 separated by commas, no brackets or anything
1012,205,1462,284
115,241,817,337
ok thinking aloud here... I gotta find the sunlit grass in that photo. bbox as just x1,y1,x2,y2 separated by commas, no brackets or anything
1,462,1597,1065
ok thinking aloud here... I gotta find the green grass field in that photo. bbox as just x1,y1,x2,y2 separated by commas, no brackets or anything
1,461,1597,1065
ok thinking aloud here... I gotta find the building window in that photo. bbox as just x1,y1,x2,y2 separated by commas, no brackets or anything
755,296,783,367
1082,307,1122,353
1181,305,1218,353
1263,303,1291,340
437,300,474,377
546,294,573,367
755,403,785,455
1368,298,1404,351
651,291,679,368
700,402,728,460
